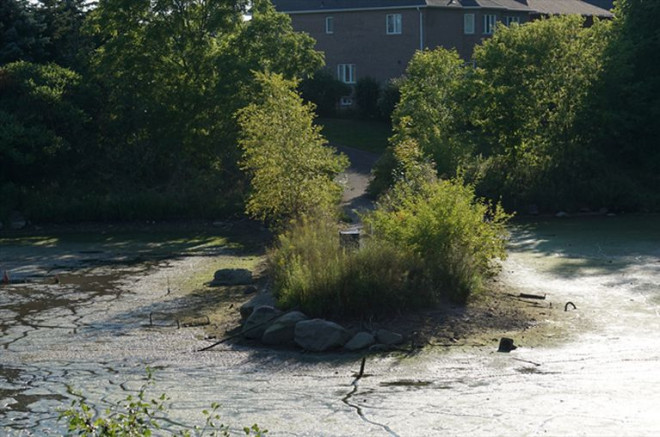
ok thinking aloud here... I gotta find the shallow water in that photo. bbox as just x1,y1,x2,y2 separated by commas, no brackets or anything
1,215,659,436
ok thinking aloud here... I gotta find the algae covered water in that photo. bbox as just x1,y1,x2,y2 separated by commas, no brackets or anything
1,216,659,436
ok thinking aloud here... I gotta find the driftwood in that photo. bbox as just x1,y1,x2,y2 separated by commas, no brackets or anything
519,293,546,300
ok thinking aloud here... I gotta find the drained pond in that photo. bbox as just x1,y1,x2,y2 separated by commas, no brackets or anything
1,216,660,436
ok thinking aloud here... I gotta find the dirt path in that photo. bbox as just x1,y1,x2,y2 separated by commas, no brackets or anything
336,145,379,224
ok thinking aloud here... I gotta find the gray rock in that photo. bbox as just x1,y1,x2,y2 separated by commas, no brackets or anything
555,211,569,218
262,311,308,346
210,268,252,286
375,329,404,346
294,319,350,352
344,332,375,351
242,305,281,339
239,293,277,320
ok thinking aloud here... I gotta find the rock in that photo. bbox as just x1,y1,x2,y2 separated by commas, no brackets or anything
262,311,308,346
210,268,252,286
239,293,277,320
242,306,282,339
244,285,258,295
344,332,375,351
598,207,609,215
527,204,539,216
294,319,350,352
375,329,404,346
555,211,569,218
497,337,517,352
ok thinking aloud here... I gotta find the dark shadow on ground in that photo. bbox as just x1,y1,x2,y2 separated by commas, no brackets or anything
507,214,660,278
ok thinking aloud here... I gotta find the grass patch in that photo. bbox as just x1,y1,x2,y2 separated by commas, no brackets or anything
317,118,391,153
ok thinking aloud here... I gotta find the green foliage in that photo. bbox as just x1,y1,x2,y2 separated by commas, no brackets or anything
270,141,509,316
391,47,472,178
355,76,380,120
238,72,348,227
365,140,510,303
59,368,267,436
582,0,660,207
376,79,400,122
269,215,431,318
468,15,612,210
374,15,632,212
0,61,89,188
299,69,351,117
0,0,48,63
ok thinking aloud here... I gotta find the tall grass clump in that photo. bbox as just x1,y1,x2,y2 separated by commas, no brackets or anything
269,215,431,318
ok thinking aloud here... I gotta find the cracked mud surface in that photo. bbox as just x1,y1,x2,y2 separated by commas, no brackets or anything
1,214,660,436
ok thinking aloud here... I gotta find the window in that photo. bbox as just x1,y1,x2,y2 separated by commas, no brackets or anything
464,13,475,35
337,64,356,84
386,14,402,35
504,16,520,26
483,14,496,35
325,16,334,34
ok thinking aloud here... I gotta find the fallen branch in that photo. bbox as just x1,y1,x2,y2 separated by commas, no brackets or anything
519,293,546,300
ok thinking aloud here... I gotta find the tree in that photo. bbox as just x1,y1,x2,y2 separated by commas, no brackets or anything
238,72,348,226
34,0,94,69
86,0,323,194
584,0,660,207
0,61,88,188
0,0,48,64
390,48,472,178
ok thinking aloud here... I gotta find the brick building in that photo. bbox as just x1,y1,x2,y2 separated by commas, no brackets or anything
273,0,613,84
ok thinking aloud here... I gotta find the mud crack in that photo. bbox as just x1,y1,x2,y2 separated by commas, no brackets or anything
341,357,399,437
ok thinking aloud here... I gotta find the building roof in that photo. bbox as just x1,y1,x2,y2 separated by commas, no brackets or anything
273,0,613,17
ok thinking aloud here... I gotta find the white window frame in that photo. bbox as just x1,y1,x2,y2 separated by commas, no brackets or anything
325,16,334,34
504,16,520,26
483,14,497,35
464,13,475,35
337,64,356,84
386,13,402,35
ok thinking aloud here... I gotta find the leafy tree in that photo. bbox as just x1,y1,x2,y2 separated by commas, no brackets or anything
390,48,472,178
583,0,660,207
470,15,611,209
85,0,323,196
35,0,94,69
0,61,88,188
238,72,348,227
0,0,48,63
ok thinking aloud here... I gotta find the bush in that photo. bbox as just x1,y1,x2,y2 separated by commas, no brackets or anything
365,176,510,303
269,215,432,318
299,69,351,117
376,79,400,122
355,76,380,120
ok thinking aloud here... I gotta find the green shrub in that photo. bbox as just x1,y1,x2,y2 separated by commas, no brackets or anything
355,76,380,120
365,174,510,303
269,215,431,318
